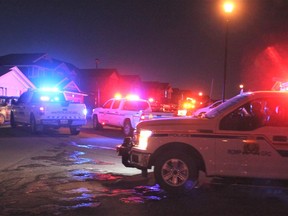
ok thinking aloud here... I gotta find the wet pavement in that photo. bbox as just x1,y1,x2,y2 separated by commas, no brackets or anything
0,127,166,216
1,125,288,216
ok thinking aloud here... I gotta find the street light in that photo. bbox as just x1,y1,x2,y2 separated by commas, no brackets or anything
222,2,234,102
239,84,244,94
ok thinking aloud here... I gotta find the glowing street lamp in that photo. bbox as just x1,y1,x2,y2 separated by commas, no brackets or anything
239,84,244,94
223,2,234,13
222,1,234,102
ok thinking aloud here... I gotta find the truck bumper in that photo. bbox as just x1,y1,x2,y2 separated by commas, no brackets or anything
117,137,151,169
40,119,87,127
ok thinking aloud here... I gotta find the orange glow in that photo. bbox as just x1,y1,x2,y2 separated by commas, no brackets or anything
223,2,234,13
183,102,195,110
114,93,122,99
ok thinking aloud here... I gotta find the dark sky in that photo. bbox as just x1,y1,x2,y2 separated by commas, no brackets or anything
1,0,288,99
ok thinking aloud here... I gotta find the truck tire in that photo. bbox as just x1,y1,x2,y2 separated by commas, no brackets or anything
154,151,199,194
30,115,37,134
10,112,17,128
70,126,80,135
123,119,133,136
92,115,103,130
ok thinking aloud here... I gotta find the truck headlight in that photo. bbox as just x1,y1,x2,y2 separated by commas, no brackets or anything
138,130,152,150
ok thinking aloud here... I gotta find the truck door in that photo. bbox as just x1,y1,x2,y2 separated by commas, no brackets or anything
98,99,114,125
13,91,32,124
242,97,288,179
214,102,254,177
107,99,121,126
217,96,288,179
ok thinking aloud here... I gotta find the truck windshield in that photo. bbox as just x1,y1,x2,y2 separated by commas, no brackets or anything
205,93,250,119
32,91,66,103
123,101,149,111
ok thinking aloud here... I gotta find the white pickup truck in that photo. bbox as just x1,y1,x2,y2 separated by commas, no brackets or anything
118,91,288,193
10,88,87,135
92,97,174,136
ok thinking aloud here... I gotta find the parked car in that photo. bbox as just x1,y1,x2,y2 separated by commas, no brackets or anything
117,91,288,193
0,96,19,125
193,100,224,117
92,96,174,136
10,88,87,135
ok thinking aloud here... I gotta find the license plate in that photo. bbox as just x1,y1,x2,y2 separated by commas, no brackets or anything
60,119,68,124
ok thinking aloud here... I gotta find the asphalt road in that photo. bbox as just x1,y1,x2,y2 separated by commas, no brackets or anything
1,123,288,216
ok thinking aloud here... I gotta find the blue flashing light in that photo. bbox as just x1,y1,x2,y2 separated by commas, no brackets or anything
40,87,59,92
40,96,50,101
54,97,60,101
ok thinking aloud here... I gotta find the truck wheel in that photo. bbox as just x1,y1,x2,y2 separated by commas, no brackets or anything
10,112,17,128
0,114,5,125
154,151,199,194
92,115,102,130
70,126,80,135
123,119,133,136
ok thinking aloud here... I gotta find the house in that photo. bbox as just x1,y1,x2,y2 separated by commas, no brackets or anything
0,66,36,96
0,53,86,102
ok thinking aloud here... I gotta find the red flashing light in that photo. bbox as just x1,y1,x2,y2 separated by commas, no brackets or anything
148,98,154,103
114,93,122,99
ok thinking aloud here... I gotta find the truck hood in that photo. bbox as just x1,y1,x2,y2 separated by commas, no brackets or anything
137,117,215,133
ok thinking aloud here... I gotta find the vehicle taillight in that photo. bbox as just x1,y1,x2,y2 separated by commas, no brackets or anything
39,106,45,115
140,114,146,120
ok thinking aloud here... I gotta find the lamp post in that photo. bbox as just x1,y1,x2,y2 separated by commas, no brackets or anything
222,2,234,102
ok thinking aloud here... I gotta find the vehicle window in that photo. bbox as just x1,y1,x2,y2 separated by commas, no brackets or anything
123,101,149,111
103,100,113,109
206,94,248,119
0,97,18,106
0,98,8,106
210,101,222,109
31,91,66,103
219,96,288,131
17,91,31,103
265,98,288,127
112,100,120,109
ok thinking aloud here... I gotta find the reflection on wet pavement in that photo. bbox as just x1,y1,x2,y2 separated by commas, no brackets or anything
2,139,288,216
71,141,116,150
0,140,165,216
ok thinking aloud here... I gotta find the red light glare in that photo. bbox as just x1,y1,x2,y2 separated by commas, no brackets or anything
148,98,154,103
242,43,288,91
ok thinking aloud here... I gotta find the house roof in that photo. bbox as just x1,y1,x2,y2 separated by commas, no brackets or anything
0,53,79,71
0,66,36,95
80,68,119,78
120,75,141,83
142,81,172,90
0,53,47,65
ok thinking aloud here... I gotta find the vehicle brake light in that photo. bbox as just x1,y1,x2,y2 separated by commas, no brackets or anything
39,106,45,114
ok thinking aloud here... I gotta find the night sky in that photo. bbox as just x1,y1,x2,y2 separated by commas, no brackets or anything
0,0,288,99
